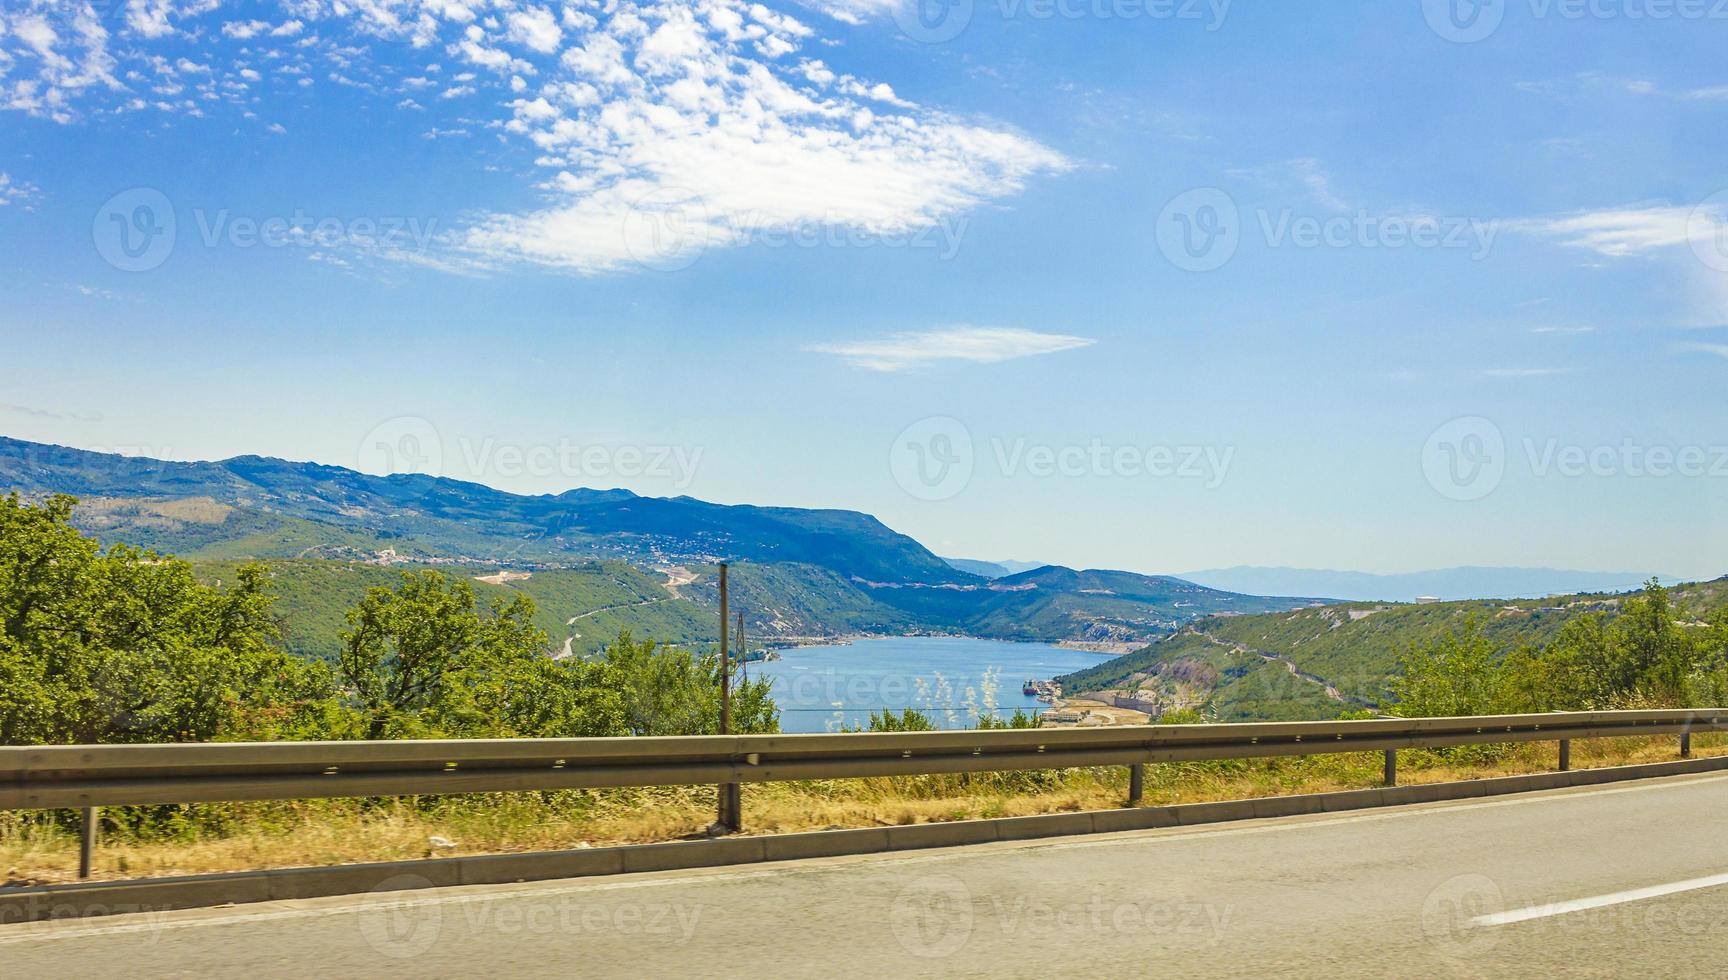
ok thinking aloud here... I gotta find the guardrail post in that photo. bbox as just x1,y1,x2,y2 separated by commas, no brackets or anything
1383,750,1397,787
1127,763,1144,806
1681,731,1692,759
1558,739,1570,772
79,807,97,880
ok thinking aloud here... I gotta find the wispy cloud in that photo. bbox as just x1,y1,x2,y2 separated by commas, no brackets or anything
1,402,102,422
0,0,1071,276
1479,367,1575,378
1677,342,1728,360
0,172,41,208
1226,157,1349,211
1531,325,1597,335
1513,205,1704,257
806,326,1095,372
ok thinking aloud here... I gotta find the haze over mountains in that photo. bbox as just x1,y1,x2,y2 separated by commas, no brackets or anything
942,558,1050,579
1179,566,1673,604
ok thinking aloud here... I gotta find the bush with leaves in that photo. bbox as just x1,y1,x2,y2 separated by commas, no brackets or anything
0,494,337,744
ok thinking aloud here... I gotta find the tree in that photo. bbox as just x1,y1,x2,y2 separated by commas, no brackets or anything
597,632,778,736
1389,618,1504,717
0,493,334,744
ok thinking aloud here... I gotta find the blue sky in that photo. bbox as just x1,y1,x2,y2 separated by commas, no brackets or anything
2,0,1726,579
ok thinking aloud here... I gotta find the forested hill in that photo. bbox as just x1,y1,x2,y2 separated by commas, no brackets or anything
0,436,968,584
0,436,1323,649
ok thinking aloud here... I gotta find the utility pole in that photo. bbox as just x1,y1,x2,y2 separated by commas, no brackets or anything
737,611,747,682
716,563,741,833
719,562,730,736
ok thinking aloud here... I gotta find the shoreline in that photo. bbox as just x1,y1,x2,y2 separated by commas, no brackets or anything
763,634,1142,655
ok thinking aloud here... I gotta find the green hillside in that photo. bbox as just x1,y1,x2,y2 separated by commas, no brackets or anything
1059,579,1728,721
5,438,1324,650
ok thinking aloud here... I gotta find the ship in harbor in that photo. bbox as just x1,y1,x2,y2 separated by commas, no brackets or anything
1022,679,1060,702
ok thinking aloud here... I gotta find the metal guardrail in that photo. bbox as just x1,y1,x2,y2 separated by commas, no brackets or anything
5,709,1723,879
4,709,1722,811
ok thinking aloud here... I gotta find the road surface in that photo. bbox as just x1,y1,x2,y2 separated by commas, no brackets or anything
6,772,1728,976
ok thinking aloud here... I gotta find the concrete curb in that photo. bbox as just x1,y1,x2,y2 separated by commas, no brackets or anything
6,754,1725,924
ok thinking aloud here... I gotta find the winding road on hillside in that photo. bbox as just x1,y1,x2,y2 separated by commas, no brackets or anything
1192,629,1376,710
7,773,1728,975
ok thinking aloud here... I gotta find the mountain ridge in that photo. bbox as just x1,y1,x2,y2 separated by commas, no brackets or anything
1178,565,1676,604
0,435,1322,649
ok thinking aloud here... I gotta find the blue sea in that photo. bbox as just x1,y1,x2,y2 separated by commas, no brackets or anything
748,636,1120,733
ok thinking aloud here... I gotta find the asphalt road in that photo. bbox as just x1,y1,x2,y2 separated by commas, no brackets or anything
7,772,1728,977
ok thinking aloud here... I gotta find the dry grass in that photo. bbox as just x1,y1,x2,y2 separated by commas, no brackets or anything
4,733,1721,886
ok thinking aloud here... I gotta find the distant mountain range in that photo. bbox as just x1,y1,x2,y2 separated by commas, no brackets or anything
0,435,960,583
942,557,1050,579
0,436,1320,651
1177,566,1673,604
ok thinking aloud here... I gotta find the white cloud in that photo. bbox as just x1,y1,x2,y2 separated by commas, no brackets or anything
505,7,562,53
805,326,1095,371
791,0,899,24
0,172,42,207
1515,205,1702,257
1678,342,1728,359
0,3,120,122
223,20,271,39
0,0,1070,278
463,0,1068,273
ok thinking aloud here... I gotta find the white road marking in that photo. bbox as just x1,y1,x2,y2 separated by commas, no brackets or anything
1475,872,1728,927
5,770,1726,946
